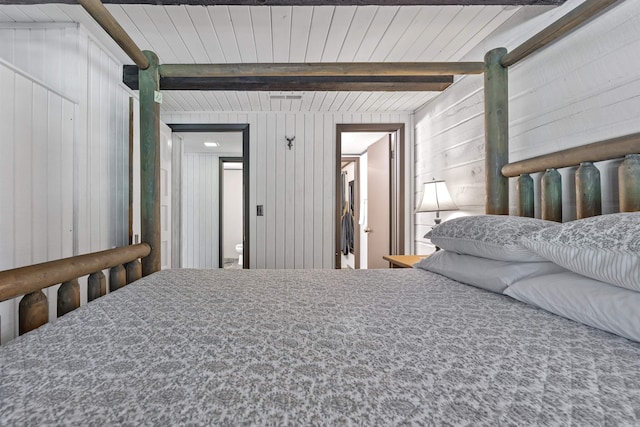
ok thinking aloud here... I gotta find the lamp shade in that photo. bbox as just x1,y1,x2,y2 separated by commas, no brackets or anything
416,180,458,213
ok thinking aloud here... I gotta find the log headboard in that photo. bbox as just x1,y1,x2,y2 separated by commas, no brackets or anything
502,133,640,221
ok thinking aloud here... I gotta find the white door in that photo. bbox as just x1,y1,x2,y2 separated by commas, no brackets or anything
160,122,172,269
367,135,391,269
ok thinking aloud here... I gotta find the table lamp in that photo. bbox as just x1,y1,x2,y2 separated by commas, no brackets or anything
416,179,458,226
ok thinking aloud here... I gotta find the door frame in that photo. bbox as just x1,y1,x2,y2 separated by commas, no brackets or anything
335,123,405,269
167,123,250,268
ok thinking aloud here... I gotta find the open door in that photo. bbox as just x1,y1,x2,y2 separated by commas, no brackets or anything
160,122,172,270
366,135,391,269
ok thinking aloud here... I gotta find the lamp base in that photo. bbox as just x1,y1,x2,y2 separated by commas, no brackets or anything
433,215,442,251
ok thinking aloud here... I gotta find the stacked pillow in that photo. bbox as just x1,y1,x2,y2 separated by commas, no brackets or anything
508,212,640,342
519,213,640,291
414,212,640,342
415,215,565,293
504,271,640,342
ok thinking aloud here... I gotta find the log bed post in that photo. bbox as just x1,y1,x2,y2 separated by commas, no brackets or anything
619,154,640,212
484,47,509,215
516,174,534,217
139,50,161,276
19,291,48,335
110,265,127,292
126,259,143,284
57,279,80,317
575,161,601,219
541,168,562,222
87,271,106,302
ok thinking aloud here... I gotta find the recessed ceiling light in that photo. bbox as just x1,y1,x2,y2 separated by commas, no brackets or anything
204,142,219,147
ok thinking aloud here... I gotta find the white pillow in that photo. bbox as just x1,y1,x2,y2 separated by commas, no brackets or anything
505,271,640,343
424,215,556,262
414,250,567,293
522,212,640,292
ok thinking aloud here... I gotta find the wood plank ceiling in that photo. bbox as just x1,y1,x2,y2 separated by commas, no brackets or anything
0,3,553,113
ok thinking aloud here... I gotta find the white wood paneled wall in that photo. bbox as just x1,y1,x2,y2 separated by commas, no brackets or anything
164,111,412,270
413,0,640,253
75,26,131,256
0,24,132,344
0,23,131,255
414,74,485,254
0,24,78,100
0,60,75,343
182,154,220,269
0,60,75,270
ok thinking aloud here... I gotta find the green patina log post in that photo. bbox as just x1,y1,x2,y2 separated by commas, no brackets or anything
139,50,161,276
575,162,601,219
619,154,640,212
516,174,534,217
541,168,562,222
484,48,509,215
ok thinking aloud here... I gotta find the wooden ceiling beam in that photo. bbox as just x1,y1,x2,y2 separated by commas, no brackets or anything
159,62,483,78
0,1,566,5
123,65,454,91
162,78,452,92
123,62,473,91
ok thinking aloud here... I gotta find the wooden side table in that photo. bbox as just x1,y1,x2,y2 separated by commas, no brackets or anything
383,255,427,268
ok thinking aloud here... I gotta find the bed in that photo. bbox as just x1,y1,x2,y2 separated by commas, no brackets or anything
2,267,639,425
2,1,640,425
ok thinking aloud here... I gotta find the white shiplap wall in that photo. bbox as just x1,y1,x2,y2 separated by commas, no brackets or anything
165,111,413,270
414,74,485,254
0,23,131,344
0,23,77,100
182,153,220,269
0,59,76,343
414,0,640,253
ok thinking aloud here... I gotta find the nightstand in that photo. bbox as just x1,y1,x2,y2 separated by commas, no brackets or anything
383,255,428,268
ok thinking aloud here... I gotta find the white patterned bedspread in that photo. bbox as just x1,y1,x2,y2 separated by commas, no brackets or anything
1,268,639,426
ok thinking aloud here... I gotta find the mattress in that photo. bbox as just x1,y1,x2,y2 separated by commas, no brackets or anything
1,268,639,426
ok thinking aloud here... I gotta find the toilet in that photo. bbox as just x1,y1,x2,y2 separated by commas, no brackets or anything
235,243,243,266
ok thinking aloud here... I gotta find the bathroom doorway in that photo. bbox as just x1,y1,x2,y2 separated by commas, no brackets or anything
168,123,249,269
219,158,244,269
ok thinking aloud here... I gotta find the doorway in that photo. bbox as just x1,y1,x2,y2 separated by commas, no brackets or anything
219,158,244,269
168,123,250,269
335,124,405,269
